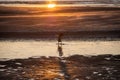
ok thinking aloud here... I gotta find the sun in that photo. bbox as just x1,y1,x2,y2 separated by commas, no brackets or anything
47,4,56,8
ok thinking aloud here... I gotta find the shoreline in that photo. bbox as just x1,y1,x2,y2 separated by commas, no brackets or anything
0,31,120,40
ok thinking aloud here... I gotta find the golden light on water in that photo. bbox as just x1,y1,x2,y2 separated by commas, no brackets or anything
47,4,56,8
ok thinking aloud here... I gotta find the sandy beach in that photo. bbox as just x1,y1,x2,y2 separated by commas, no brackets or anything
0,55,120,80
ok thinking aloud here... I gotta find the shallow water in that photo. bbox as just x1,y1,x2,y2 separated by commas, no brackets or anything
0,40,120,59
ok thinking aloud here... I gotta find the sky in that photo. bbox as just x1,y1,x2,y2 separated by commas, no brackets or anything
0,0,79,1
0,0,119,2
0,0,117,1
0,0,80,1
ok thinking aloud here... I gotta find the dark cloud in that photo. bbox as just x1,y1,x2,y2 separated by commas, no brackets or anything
0,6,120,16
0,6,120,32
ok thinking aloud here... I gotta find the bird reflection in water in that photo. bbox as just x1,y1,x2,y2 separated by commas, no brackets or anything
57,33,64,57
58,43,63,57
57,33,71,80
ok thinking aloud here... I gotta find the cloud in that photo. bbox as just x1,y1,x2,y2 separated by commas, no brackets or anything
0,6,31,15
0,6,120,32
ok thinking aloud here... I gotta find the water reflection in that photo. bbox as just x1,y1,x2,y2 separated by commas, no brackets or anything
58,44,63,57
57,42,71,80
59,57,71,80
57,33,64,57
0,40,120,59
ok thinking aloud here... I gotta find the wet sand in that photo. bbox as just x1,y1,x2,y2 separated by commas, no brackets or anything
0,55,120,80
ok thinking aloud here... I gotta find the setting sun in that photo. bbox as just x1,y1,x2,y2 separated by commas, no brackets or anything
47,4,56,8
